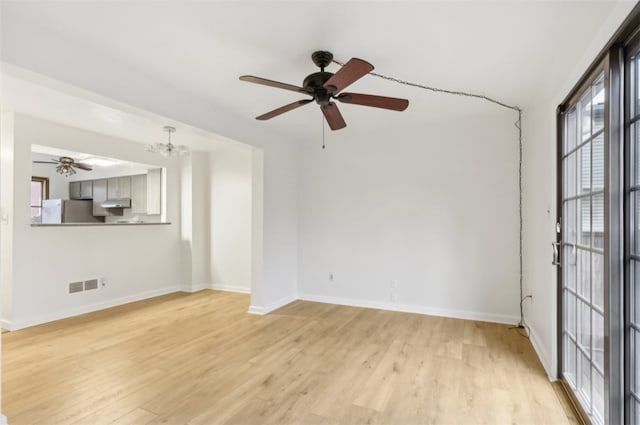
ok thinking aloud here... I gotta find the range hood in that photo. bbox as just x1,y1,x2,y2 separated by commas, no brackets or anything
100,198,131,208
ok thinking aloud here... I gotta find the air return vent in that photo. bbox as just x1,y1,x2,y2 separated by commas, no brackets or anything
84,279,99,291
68,281,84,294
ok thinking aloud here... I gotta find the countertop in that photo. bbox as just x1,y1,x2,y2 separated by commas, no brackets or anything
31,222,172,227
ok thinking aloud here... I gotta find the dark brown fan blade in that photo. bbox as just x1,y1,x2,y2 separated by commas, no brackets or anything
323,58,374,94
256,99,314,120
336,93,409,111
240,75,306,93
32,161,58,164
321,102,346,131
74,162,93,171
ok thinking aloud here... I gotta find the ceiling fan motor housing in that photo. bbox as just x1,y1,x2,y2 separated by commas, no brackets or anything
303,71,335,105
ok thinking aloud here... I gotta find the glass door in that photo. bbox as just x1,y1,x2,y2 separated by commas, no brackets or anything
561,69,607,425
626,34,640,425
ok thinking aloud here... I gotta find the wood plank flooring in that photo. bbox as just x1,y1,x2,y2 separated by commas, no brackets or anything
2,290,577,425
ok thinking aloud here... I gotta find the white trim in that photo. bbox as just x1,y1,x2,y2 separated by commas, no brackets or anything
0,414,7,425
1,319,11,330
210,284,251,294
5,285,180,331
527,321,555,380
247,305,264,315
248,294,297,315
180,283,210,293
297,293,520,325
180,283,251,294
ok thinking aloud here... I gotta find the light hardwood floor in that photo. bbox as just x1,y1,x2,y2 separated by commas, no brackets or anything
3,290,577,425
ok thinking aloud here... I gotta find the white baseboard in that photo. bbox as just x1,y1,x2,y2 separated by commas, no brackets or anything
248,293,297,315
2,319,11,331
6,285,181,331
247,305,263,315
180,283,251,294
210,284,251,294
527,321,555,380
0,414,7,425
297,293,520,325
180,283,210,293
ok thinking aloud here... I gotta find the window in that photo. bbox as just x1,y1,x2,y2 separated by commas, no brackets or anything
31,176,49,222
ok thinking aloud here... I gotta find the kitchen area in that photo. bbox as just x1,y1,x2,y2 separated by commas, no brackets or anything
31,146,166,225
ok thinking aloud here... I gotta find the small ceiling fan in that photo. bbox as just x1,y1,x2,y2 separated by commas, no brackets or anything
240,51,409,130
33,156,92,177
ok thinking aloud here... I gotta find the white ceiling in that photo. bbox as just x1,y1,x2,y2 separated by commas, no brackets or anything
31,146,156,172
0,1,631,142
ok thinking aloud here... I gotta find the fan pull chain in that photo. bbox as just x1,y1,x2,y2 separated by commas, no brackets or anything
331,59,527,334
322,114,326,149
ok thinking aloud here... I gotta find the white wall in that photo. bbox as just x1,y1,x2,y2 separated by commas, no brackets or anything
521,103,558,377
0,23,298,313
522,1,638,378
189,151,213,291
209,147,252,292
4,114,184,330
1,112,15,329
297,106,521,323
0,112,10,425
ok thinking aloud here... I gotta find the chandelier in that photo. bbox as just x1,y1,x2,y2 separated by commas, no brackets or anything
146,126,189,157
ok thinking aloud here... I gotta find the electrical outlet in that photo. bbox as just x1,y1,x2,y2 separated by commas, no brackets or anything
101,277,107,287
390,280,397,289
329,273,334,282
390,292,397,302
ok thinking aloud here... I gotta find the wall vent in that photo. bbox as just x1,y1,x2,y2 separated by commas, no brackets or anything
68,281,84,294
84,279,99,291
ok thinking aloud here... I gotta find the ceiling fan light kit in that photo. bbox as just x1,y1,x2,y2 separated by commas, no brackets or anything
56,163,76,177
147,126,189,157
240,50,409,131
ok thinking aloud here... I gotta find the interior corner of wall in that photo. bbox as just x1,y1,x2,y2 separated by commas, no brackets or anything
1,319,11,331
526,321,556,380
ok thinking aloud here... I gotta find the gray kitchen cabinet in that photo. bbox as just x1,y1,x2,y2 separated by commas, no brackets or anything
70,180,93,199
80,180,93,199
107,176,131,199
92,179,110,216
69,181,82,199
146,169,162,215
130,174,147,214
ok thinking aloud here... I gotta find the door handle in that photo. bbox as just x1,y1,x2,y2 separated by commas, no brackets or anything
552,242,561,266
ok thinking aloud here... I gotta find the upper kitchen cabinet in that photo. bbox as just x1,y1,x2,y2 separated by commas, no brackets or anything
131,170,162,215
130,174,147,214
69,180,93,200
107,176,131,199
92,178,111,216
81,181,93,199
146,169,162,215
69,181,81,199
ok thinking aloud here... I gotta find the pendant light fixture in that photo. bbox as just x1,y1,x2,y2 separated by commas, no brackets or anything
146,126,189,157
56,162,76,177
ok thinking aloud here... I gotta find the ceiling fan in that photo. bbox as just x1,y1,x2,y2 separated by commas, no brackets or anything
33,156,93,177
240,51,409,130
